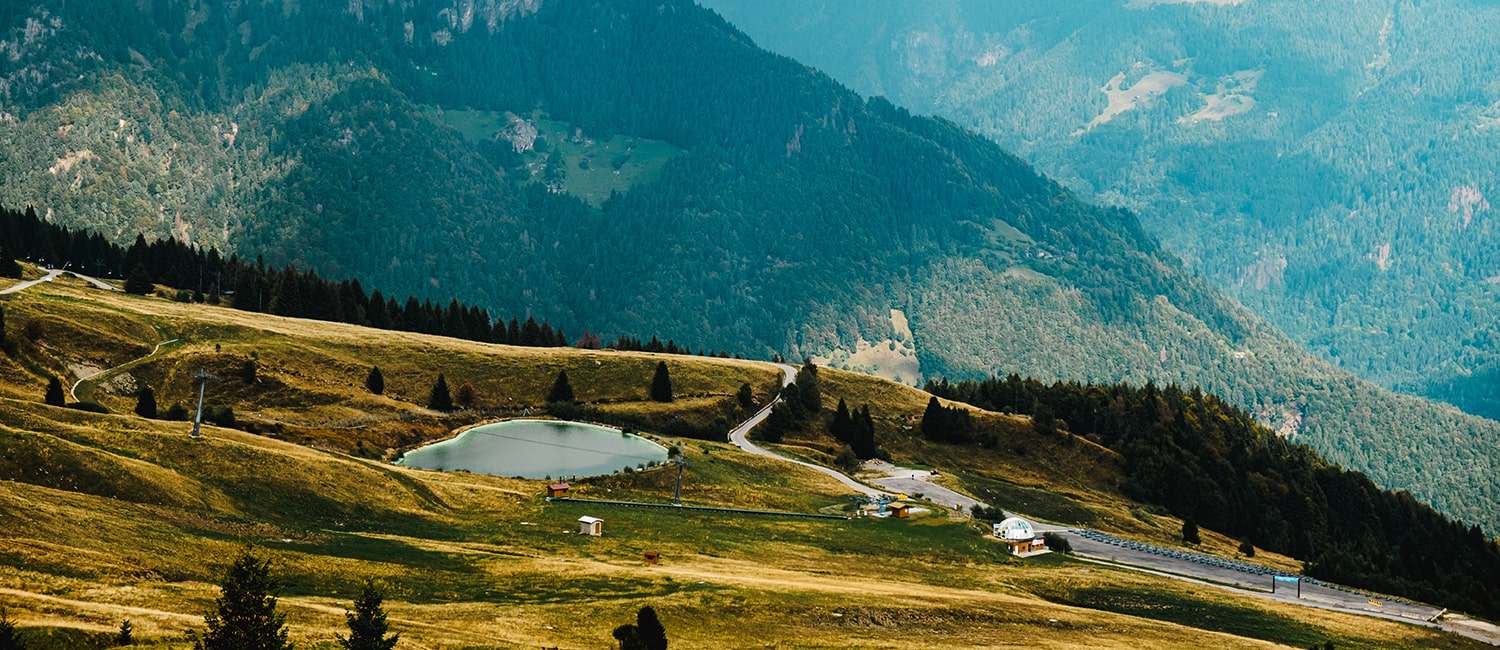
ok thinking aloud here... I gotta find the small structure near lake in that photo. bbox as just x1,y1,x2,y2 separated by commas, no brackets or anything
578,516,603,536
994,516,1049,557
547,483,571,498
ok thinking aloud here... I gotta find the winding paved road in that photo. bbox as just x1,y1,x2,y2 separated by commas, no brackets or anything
728,363,887,498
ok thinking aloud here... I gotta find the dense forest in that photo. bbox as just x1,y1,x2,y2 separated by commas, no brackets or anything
3,0,1500,535
0,205,724,358
704,0,1500,421
926,374,1500,619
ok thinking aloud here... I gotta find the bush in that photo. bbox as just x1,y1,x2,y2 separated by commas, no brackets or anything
1043,532,1072,554
65,401,110,414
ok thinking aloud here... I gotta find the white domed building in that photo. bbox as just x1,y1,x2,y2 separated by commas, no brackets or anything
993,516,1049,557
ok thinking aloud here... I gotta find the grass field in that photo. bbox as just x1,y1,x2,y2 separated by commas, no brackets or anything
0,279,1487,648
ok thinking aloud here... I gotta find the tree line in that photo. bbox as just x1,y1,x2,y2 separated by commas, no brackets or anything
924,374,1500,619
0,204,723,358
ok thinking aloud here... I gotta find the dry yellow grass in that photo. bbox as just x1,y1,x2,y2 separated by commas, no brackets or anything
0,282,1487,649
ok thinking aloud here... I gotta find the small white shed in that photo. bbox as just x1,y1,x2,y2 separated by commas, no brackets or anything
578,516,603,536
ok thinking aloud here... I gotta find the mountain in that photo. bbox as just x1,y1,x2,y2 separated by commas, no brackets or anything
700,0,1500,421
2,0,1500,535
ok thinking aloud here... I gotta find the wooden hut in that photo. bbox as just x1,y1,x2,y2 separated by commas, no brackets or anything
547,483,571,498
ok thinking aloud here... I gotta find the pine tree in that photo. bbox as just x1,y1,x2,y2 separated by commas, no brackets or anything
365,366,384,395
736,382,754,410
829,398,854,444
135,385,157,419
547,370,576,404
635,606,667,650
852,405,877,459
116,620,134,646
124,264,154,296
194,551,292,650
44,376,65,406
1182,518,1201,545
427,374,454,411
0,609,22,650
455,382,476,408
649,361,673,402
240,359,258,384
0,240,20,278
336,581,398,650
795,361,821,412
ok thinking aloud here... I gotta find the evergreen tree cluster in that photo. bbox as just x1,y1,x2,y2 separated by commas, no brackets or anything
829,398,878,459
925,374,1500,618
919,396,974,444
0,205,738,360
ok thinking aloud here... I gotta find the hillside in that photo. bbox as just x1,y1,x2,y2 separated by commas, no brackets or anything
1,0,1499,537
701,0,1500,419
0,278,1491,649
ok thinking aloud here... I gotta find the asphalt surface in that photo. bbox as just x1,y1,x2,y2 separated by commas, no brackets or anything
0,268,118,294
728,363,887,498
865,462,983,513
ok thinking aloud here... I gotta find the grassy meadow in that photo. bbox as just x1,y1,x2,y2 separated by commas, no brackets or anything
0,279,1486,648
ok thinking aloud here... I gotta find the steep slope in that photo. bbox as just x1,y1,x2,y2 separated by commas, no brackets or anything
0,0,1498,534
701,0,1500,420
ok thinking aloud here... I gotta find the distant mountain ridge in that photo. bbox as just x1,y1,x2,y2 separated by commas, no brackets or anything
2,0,1499,534
701,0,1500,422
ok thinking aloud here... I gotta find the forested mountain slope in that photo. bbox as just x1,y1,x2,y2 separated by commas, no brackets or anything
702,0,1500,422
1,0,1499,533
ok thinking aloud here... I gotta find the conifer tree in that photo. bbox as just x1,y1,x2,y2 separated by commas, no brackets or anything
0,240,19,278
427,374,454,411
336,581,398,650
124,264,154,296
0,609,22,650
829,398,854,444
795,361,821,412
455,382,477,408
1182,519,1201,545
240,359,258,384
365,366,384,395
43,376,64,406
194,550,292,650
135,385,157,419
649,361,673,402
116,620,134,646
635,606,668,650
736,383,754,410
547,370,575,404
852,405,877,459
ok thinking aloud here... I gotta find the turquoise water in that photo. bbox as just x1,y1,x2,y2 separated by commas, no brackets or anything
398,419,668,479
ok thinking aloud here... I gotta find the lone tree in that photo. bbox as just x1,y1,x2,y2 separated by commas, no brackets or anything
194,550,292,650
427,373,454,411
134,385,157,419
124,264,154,296
1239,538,1256,558
43,376,65,406
635,606,668,650
649,361,673,402
736,382,754,410
116,620,134,646
240,359,258,384
546,370,575,404
364,366,384,395
337,581,398,650
1182,518,1201,545
455,381,477,408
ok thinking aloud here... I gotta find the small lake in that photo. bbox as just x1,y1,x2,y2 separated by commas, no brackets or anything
398,419,668,479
